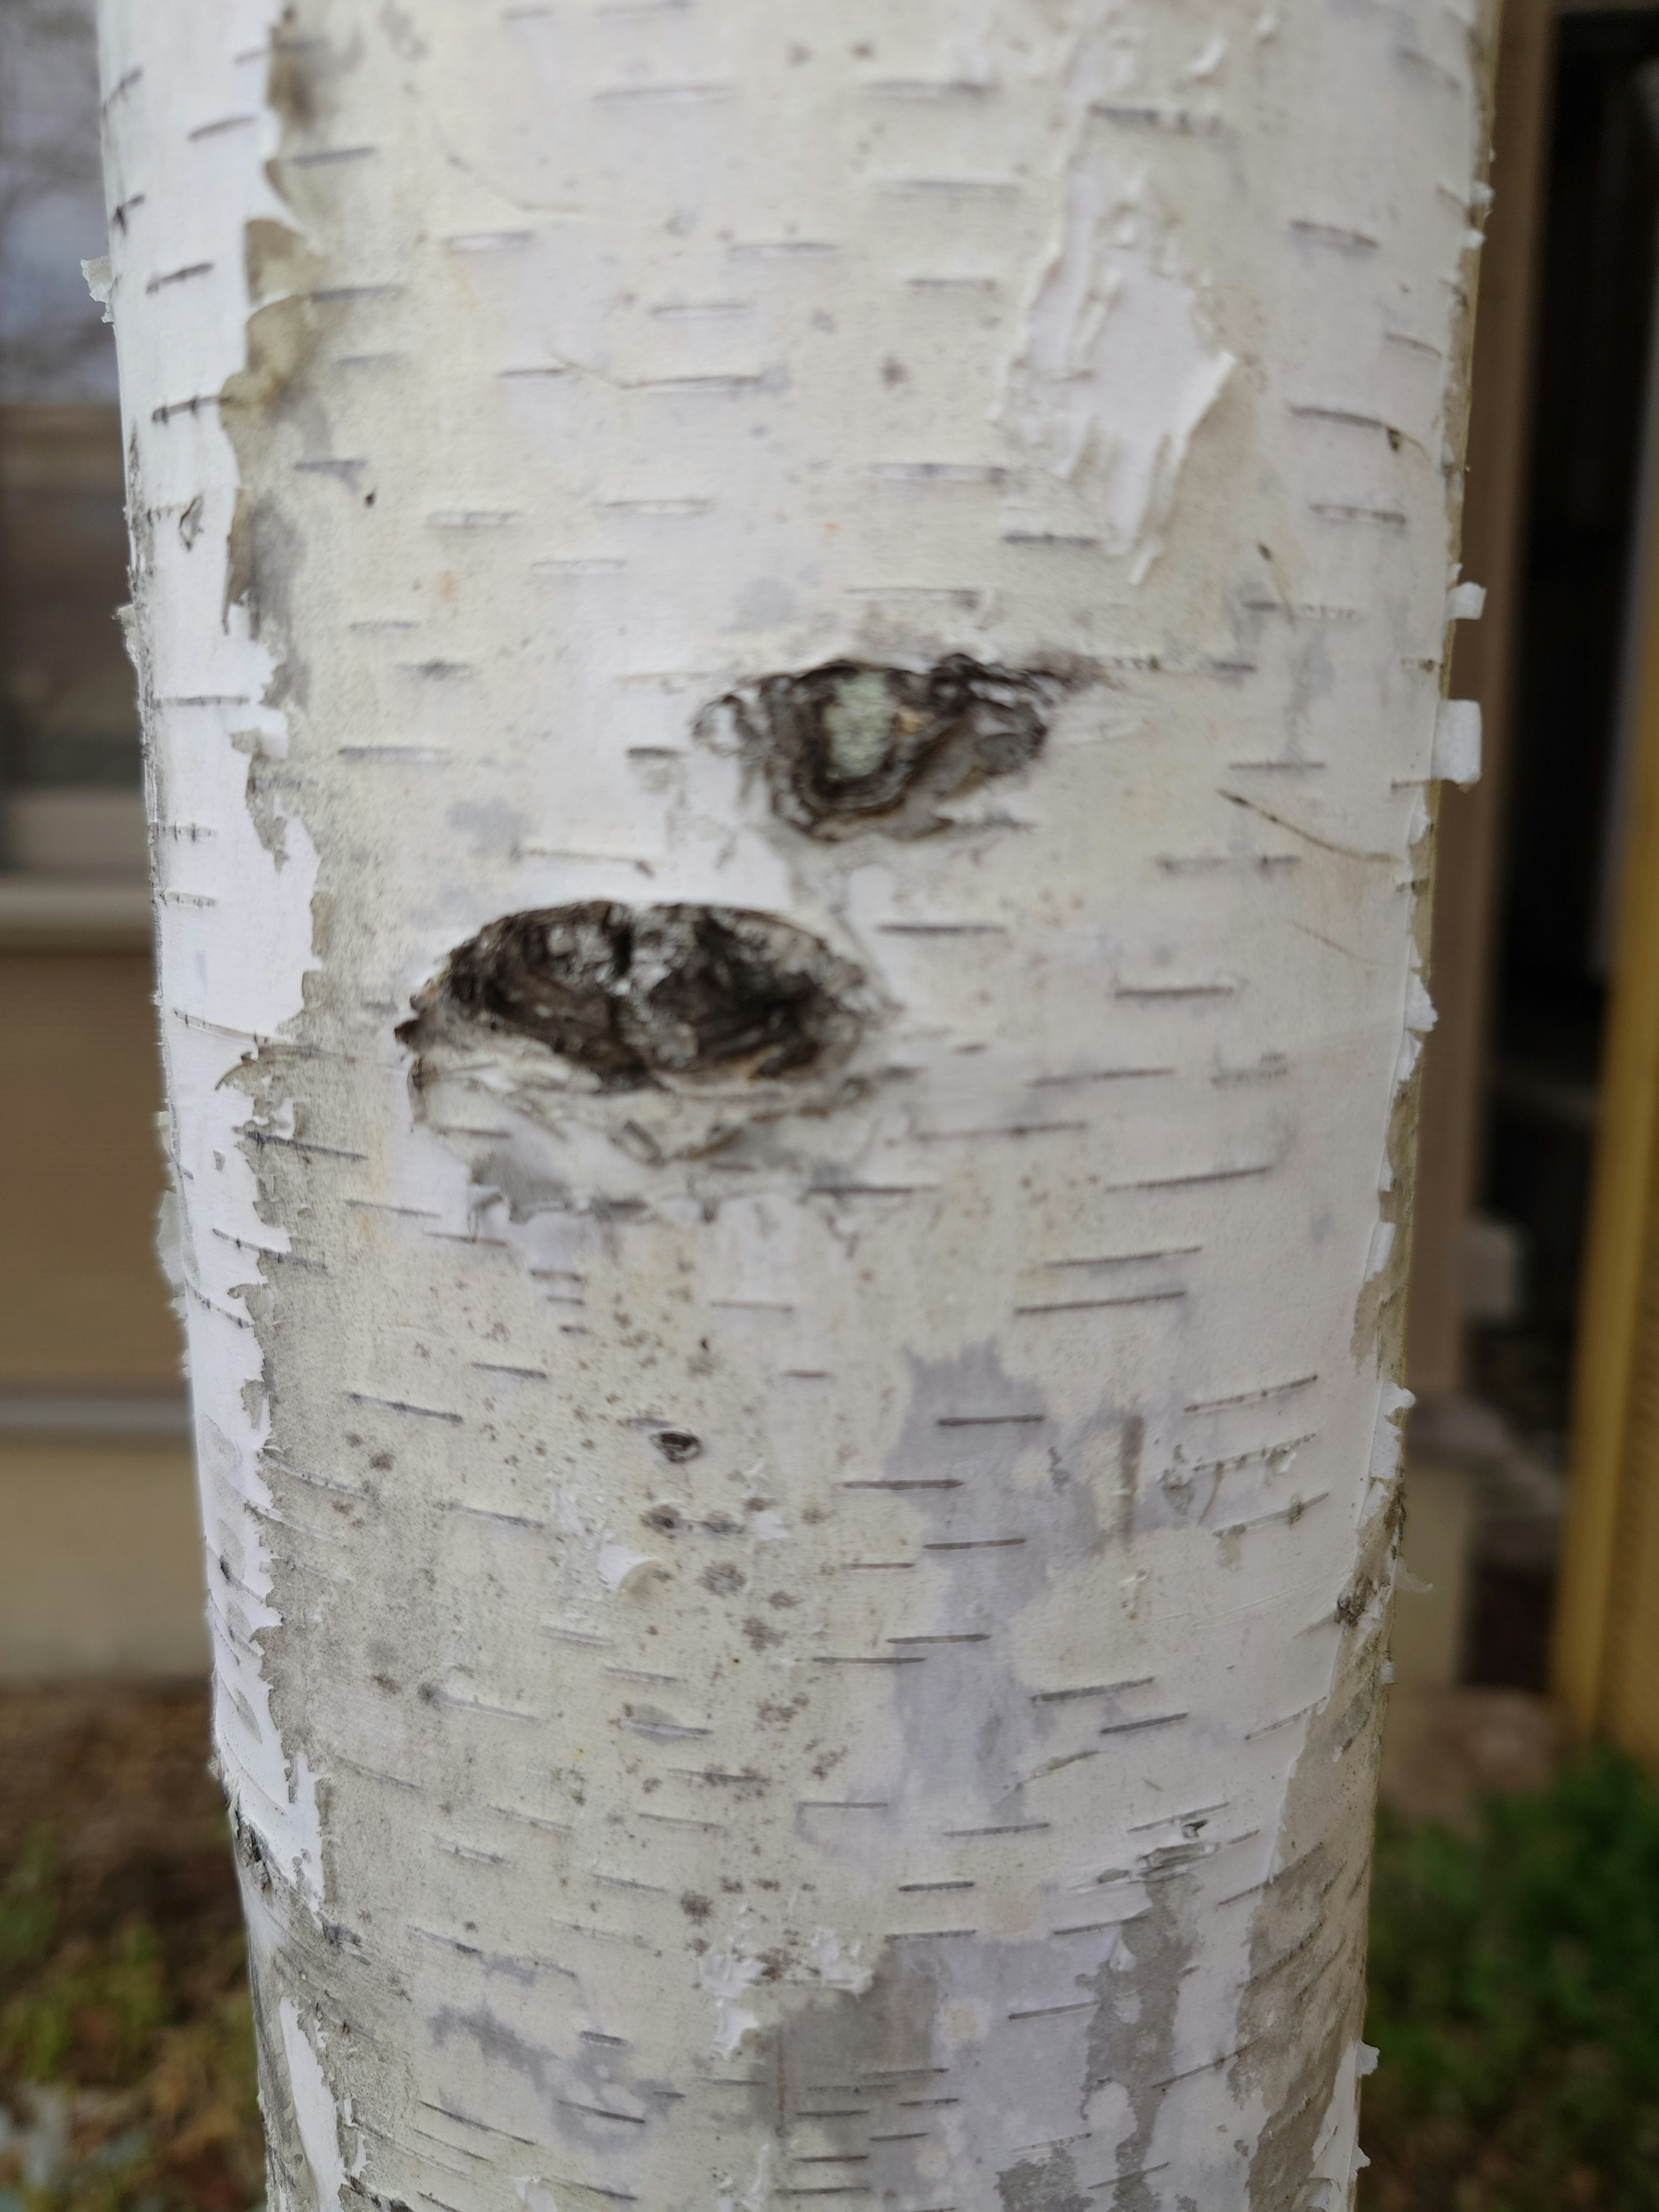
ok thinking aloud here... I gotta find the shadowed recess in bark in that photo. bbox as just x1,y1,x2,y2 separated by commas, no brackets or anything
398,902,865,1092
709,655,1055,837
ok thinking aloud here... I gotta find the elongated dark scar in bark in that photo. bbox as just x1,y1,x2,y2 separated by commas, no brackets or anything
709,655,1055,838
398,903,865,1091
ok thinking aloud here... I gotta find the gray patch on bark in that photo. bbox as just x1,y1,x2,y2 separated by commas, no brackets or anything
1079,1884,1190,2212
231,729,290,865
754,1947,941,2153
703,655,1056,839
877,1345,1103,1829
429,2001,679,2160
224,492,308,706
997,2145,1092,2212
806,1347,1215,2199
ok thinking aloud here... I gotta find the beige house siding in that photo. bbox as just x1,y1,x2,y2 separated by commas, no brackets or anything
0,947,203,1676
0,950,176,1384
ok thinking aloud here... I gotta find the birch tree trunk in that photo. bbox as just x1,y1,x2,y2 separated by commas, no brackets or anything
97,5,1494,2207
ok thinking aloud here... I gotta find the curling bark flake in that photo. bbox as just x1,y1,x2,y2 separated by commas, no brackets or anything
95,3,1493,2207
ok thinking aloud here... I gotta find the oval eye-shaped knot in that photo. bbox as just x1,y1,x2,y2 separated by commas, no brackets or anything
709,654,1056,838
398,902,866,1094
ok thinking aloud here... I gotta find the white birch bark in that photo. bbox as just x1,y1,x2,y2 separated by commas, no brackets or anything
96,5,1494,2208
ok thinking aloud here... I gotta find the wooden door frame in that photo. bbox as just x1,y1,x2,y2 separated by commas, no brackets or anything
1407,0,1556,1402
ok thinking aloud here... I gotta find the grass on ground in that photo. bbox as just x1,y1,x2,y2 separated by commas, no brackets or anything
1361,1749,1659,2209
0,1825,262,2212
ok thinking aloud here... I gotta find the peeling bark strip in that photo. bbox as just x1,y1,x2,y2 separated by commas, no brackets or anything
400,904,864,1089
98,2,1494,2208
709,657,1055,838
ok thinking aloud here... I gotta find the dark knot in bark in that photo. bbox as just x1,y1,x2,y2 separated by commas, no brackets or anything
399,902,865,1093
710,654,1055,838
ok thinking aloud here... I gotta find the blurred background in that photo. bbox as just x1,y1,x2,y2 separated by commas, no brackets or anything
7,2,1659,2206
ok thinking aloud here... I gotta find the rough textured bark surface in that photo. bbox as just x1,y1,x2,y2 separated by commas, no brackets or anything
97,5,1494,2207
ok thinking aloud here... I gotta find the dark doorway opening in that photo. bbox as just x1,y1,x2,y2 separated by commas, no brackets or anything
1468,12,1659,1685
